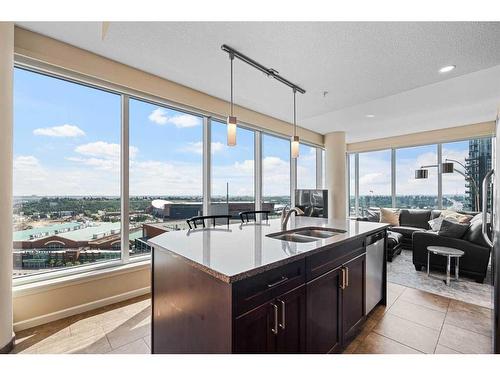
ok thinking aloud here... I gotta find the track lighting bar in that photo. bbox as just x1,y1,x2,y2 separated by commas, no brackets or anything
221,44,306,94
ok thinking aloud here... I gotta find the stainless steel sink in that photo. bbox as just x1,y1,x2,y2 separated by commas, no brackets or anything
267,226,346,243
268,233,318,243
293,228,345,238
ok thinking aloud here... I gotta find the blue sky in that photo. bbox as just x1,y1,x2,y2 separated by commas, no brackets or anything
14,67,312,198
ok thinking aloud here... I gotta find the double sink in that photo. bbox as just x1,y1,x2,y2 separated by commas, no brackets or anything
267,226,346,243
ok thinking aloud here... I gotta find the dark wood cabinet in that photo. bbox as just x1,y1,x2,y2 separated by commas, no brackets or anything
153,230,384,354
306,253,366,352
234,285,306,353
276,285,306,353
341,254,366,342
306,267,342,353
234,300,277,353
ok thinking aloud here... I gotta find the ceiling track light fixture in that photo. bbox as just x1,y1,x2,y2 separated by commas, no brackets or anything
221,44,305,154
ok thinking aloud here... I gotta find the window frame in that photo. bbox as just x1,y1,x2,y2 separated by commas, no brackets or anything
347,138,492,216
12,58,325,285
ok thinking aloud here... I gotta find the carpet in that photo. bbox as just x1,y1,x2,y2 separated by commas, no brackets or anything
387,249,493,309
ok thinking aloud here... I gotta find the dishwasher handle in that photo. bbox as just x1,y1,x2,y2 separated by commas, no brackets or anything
366,231,384,247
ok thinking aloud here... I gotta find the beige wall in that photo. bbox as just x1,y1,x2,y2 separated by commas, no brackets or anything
13,264,150,330
0,22,14,350
14,27,323,146
347,121,496,153
325,132,347,219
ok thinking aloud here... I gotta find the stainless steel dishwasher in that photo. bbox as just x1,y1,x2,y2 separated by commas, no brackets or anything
365,231,385,314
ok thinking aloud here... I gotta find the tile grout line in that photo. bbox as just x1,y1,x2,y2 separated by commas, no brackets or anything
371,331,425,354
433,298,451,353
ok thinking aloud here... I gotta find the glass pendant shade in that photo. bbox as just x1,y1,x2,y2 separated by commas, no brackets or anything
291,136,300,158
415,169,428,179
227,116,237,147
441,162,454,174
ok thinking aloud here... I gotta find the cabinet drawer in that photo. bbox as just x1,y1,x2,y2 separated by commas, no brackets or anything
233,259,306,316
306,237,365,281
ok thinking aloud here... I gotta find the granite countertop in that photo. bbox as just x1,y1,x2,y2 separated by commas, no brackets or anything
148,216,389,283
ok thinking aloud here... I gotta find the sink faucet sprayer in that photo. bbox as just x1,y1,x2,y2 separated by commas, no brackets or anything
281,206,305,231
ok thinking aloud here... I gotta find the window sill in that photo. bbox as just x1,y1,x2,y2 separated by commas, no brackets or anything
13,257,151,298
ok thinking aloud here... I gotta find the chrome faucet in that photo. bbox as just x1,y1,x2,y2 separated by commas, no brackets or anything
280,206,305,231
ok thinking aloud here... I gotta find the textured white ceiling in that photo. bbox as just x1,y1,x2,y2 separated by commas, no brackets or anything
17,22,500,141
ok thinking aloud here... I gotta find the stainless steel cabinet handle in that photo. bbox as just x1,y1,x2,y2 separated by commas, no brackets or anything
278,299,285,330
340,267,346,289
345,266,349,288
267,276,288,288
271,303,279,335
482,169,494,247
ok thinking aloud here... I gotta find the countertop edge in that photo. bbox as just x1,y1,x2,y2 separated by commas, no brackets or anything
151,224,389,284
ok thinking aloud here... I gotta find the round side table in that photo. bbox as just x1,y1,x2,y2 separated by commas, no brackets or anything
427,246,465,286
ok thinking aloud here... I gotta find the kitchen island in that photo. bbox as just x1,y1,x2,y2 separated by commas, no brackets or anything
149,216,389,353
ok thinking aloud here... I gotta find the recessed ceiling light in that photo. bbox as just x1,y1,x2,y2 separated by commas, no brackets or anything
439,65,456,73
365,114,375,118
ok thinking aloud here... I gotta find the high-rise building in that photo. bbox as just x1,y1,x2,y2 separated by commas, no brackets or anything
465,138,492,211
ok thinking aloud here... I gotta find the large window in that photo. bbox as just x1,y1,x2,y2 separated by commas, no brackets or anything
348,153,356,216
262,134,291,217
358,150,392,214
348,139,492,214
12,65,324,282
442,140,469,211
396,145,438,209
128,99,203,256
442,138,492,211
211,120,255,219
297,143,317,189
13,68,121,277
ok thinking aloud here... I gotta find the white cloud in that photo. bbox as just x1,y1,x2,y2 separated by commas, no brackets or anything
262,156,291,196
33,124,85,137
148,108,201,128
74,141,138,159
130,160,202,196
180,141,225,155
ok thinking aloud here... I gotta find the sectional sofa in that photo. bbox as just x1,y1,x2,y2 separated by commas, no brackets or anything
358,208,491,283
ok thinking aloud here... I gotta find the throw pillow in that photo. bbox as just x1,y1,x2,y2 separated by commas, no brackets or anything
438,219,469,238
366,209,380,223
379,208,400,226
428,215,458,231
428,216,444,231
440,210,473,224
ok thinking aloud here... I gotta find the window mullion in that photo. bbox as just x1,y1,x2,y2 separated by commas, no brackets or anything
121,94,130,264
437,143,443,209
203,117,211,215
254,131,262,211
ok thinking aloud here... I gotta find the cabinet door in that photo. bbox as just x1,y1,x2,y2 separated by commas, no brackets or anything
306,267,342,353
276,285,306,353
342,254,366,343
234,302,278,353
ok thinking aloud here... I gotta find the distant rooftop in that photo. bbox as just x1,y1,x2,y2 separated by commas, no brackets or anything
14,221,121,242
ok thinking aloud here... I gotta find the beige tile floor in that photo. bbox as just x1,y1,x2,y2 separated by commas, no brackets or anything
10,283,493,354
344,283,494,354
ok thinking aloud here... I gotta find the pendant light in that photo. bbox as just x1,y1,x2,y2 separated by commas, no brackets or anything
226,53,237,146
291,89,300,158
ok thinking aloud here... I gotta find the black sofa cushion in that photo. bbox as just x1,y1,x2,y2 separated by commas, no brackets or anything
399,209,432,229
463,217,491,248
387,230,403,262
387,231,403,247
390,226,426,237
412,231,491,282
438,219,469,238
